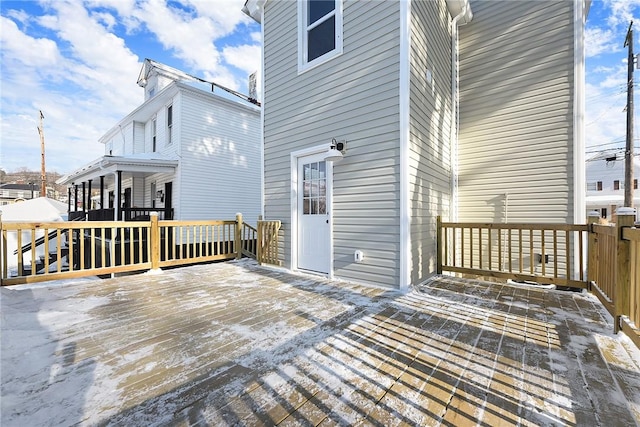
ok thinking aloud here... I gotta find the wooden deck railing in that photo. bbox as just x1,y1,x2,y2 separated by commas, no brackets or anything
1,213,282,286
437,218,588,288
437,209,640,348
587,209,640,349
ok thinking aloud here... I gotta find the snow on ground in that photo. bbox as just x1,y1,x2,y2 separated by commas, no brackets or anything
1,259,640,426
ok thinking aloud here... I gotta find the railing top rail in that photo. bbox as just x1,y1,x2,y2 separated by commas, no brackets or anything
440,222,588,231
622,226,640,242
1,220,151,230
158,219,237,227
243,223,257,233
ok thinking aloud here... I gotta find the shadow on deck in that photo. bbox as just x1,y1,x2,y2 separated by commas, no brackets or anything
2,260,639,426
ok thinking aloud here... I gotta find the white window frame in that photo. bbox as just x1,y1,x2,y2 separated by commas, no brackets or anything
152,118,157,152
167,105,173,145
298,0,343,73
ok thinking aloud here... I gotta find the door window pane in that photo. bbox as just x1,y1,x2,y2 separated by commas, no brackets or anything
302,161,327,216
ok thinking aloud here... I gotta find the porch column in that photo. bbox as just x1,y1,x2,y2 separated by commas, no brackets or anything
87,179,92,211
100,176,105,210
82,182,86,212
115,171,122,221
67,186,71,213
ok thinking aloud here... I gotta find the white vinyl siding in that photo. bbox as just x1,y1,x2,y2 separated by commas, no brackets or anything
264,0,401,288
178,90,261,224
408,0,453,284
133,121,145,154
457,0,575,223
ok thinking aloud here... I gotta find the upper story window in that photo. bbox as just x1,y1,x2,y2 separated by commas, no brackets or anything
597,181,603,191
635,179,638,190
298,0,343,72
167,105,173,145
152,118,157,152
614,180,621,190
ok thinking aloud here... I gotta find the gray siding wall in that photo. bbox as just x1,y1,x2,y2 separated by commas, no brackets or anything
457,0,576,223
178,90,261,224
263,1,402,288
409,0,453,284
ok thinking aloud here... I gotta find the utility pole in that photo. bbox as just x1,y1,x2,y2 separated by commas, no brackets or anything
37,110,46,198
624,21,635,208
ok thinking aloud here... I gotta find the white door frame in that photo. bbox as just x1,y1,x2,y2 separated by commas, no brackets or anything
291,145,335,277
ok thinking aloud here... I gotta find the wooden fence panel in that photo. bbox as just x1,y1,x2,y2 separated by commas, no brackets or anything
589,224,617,314
620,225,640,349
439,220,588,288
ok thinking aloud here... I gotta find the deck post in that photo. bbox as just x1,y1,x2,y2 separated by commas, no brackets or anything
235,213,243,260
614,207,635,333
587,211,600,291
150,212,160,270
257,221,263,265
436,216,442,274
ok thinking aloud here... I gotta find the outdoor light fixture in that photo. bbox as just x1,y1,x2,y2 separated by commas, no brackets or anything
325,138,346,161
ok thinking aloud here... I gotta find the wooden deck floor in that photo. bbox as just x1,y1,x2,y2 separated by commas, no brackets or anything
2,259,640,426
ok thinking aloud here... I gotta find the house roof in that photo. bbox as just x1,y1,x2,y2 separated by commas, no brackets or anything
0,183,38,191
56,153,179,186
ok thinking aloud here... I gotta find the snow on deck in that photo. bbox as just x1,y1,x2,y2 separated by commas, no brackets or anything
2,259,640,426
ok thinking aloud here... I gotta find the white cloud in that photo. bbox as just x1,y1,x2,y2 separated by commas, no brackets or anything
585,27,619,57
222,44,260,75
0,16,62,68
605,0,640,27
132,0,242,88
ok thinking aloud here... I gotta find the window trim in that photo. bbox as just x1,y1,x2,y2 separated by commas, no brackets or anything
152,118,157,152
297,0,343,73
167,105,173,145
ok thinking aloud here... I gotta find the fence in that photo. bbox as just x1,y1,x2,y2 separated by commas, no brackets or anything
1,213,281,286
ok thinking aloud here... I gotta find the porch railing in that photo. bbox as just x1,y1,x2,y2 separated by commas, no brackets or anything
69,207,174,222
1,213,282,286
437,217,589,288
586,209,640,349
437,209,640,349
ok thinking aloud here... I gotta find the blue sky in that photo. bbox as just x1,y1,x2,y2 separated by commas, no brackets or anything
0,0,638,175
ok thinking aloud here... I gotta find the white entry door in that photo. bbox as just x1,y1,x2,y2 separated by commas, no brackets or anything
297,155,330,273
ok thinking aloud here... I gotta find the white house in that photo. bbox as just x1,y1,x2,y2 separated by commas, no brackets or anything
586,150,639,221
244,0,589,290
58,60,262,225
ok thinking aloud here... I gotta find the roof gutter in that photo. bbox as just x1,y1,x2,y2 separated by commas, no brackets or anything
448,0,472,222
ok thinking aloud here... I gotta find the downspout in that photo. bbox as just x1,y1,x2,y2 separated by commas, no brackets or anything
574,0,587,279
450,5,468,223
